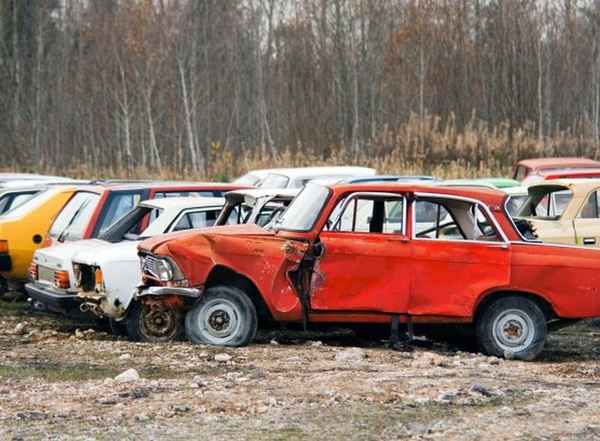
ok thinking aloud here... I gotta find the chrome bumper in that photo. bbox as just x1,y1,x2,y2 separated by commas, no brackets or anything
137,286,203,299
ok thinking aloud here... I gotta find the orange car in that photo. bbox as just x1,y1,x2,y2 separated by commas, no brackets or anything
134,182,600,360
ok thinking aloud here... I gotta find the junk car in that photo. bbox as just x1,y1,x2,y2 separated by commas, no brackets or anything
134,182,600,360
513,157,600,183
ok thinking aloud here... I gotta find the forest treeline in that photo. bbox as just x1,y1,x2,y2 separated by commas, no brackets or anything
1,0,600,178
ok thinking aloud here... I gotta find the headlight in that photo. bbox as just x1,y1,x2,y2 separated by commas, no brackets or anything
155,259,173,281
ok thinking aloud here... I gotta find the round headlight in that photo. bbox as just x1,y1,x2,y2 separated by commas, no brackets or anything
155,259,173,282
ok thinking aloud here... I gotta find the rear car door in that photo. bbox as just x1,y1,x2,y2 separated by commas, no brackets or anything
409,194,510,318
573,189,600,247
309,192,411,314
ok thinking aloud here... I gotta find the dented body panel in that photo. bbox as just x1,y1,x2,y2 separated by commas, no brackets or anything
137,183,600,328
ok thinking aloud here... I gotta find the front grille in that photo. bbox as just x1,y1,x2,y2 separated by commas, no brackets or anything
140,254,160,279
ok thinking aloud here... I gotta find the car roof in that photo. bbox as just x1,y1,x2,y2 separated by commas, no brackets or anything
326,182,507,206
73,182,244,192
140,196,225,210
262,166,376,179
539,168,600,179
227,188,300,199
517,157,600,169
528,178,600,192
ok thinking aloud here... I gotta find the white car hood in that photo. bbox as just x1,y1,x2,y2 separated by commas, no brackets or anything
33,239,109,271
72,240,141,267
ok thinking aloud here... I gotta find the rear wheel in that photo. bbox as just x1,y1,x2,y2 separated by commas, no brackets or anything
476,296,547,361
126,300,184,343
185,285,257,347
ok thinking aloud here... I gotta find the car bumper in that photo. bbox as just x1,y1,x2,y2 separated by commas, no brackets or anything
25,283,80,315
0,253,11,271
137,286,203,298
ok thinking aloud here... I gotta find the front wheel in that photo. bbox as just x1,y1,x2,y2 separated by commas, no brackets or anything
126,300,184,343
185,285,257,347
476,296,547,361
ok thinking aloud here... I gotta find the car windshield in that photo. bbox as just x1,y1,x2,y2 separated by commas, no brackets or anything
234,173,262,186
506,195,528,216
49,192,101,241
274,183,330,232
0,189,54,219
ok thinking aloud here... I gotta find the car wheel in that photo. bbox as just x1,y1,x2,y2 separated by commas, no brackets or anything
126,300,184,343
476,296,547,361
185,285,257,347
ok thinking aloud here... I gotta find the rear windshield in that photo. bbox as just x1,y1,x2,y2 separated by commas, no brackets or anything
95,192,143,235
0,189,54,219
518,187,573,219
49,192,101,241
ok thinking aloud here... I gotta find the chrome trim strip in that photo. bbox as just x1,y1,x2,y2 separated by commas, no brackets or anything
137,286,203,298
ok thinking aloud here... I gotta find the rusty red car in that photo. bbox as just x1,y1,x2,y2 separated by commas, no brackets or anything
134,182,600,360
513,157,600,183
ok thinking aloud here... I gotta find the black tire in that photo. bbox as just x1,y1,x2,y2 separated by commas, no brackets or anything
185,285,257,347
126,300,184,343
476,296,547,361
109,318,128,337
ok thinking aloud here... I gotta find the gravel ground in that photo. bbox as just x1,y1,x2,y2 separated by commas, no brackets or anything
0,299,599,440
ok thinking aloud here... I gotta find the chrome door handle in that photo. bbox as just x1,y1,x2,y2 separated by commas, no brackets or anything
583,237,596,245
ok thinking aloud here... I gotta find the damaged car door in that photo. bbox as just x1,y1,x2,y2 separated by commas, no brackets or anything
308,192,411,314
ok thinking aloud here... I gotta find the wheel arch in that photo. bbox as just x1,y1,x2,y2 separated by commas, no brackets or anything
474,289,557,322
205,265,274,325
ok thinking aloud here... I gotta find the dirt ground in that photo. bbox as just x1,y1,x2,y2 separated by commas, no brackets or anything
0,299,599,441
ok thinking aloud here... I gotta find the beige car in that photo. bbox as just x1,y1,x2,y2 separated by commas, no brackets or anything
517,179,600,246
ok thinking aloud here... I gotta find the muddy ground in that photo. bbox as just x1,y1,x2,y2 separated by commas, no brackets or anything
0,300,599,440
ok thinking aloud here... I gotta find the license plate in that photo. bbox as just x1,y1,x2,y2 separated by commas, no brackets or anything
38,266,55,283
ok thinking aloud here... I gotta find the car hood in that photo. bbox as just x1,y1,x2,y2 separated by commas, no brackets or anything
33,239,108,270
139,224,274,254
73,240,140,267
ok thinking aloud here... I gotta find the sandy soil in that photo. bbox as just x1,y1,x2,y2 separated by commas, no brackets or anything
0,300,599,440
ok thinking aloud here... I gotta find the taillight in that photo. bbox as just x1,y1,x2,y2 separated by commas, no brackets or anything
29,263,38,281
54,270,70,289
0,240,8,254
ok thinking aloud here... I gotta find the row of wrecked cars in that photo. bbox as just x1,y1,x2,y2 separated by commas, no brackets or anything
1,158,600,360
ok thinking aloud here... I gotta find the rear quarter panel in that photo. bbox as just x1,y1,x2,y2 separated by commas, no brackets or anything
509,242,600,318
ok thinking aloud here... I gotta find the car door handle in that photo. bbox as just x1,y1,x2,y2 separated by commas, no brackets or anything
583,237,596,245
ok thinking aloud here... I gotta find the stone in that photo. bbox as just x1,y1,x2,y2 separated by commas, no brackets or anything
14,322,27,335
119,353,131,361
470,384,493,397
214,353,232,363
114,368,140,383
173,404,192,413
334,347,366,364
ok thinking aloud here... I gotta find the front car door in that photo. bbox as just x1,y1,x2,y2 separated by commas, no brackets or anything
309,192,411,314
409,193,511,319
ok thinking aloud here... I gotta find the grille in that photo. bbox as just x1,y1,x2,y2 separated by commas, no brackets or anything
141,254,160,279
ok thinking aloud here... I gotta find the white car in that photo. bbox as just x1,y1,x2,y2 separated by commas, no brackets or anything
236,166,376,189
25,197,225,317
76,188,301,340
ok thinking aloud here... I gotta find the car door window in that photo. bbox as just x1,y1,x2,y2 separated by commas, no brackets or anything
579,191,600,219
171,209,220,232
330,195,404,234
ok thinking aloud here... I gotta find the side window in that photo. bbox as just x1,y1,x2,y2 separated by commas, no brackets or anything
172,209,219,232
579,191,600,219
0,195,11,214
330,195,404,234
414,200,462,240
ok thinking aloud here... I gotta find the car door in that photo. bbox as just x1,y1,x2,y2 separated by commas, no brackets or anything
309,192,411,314
409,195,510,318
573,189,600,247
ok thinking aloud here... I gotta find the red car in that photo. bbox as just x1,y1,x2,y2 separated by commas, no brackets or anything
135,182,600,360
537,168,600,181
43,182,247,247
513,157,600,182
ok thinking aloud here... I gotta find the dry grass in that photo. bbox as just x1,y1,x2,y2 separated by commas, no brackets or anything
4,115,598,181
